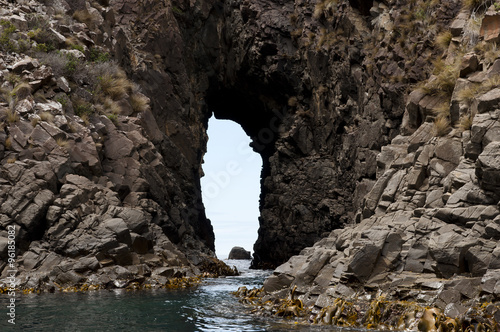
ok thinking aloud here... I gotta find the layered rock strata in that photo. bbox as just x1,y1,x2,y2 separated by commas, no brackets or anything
256,2,500,328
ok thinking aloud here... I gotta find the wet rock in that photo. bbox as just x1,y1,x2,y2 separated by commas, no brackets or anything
228,246,251,259
263,273,294,293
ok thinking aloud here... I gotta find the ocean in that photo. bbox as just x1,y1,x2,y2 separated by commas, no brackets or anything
0,260,352,331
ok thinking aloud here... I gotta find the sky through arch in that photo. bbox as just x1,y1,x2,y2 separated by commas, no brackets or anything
201,117,262,259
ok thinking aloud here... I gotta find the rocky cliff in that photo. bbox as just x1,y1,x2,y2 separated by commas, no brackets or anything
0,0,235,291
1,0,500,327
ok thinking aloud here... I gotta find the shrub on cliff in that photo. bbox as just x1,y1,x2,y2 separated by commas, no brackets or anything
0,19,17,52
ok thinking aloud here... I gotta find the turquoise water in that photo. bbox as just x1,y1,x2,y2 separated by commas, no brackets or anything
0,260,350,331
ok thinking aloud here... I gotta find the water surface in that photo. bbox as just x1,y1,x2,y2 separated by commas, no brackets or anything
0,260,353,331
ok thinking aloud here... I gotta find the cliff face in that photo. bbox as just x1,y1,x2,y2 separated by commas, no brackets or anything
2,4,500,325
0,0,228,290
193,0,459,267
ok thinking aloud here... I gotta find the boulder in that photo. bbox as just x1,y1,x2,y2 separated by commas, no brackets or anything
12,57,38,73
476,88,500,114
476,141,500,192
263,273,294,293
480,12,500,43
459,53,479,78
228,246,251,259
450,11,469,37
102,218,132,245
408,122,434,153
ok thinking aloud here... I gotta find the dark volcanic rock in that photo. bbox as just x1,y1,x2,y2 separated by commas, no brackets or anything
228,247,251,260
2,4,500,327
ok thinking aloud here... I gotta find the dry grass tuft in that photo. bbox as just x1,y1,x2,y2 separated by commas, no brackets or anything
313,1,325,19
129,93,149,113
435,31,453,50
481,75,500,92
459,113,475,131
433,116,451,137
103,97,122,115
39,111,54,123
424,61,459,98
30,117,39,127
288,96,298,107
432,103,451,119
5,136,12,150
98,70,133,101
4,109,19,123
55,137,68,148
457,85,479,105
68,122,78,133
463,0,494,11
73,9,94,27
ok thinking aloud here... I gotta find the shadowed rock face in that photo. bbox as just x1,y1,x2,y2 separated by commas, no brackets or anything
228,247,251,260
3,0,488,295
113,0,459,268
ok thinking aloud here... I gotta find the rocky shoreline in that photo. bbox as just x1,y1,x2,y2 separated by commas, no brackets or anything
235,1,500,329
0,0,232,292
0,0,500,330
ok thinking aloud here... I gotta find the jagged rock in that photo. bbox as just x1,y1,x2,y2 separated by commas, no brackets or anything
263,273,294,293
102,218,132,245
0,2,498,323
6,14,28,30
35,101,64,115
459,53,479,78
347,243,383,281
476,88,500,114
104,131,134,160
12,57,38,73
377,144,408,174
450,11,469,37
444,303,468,318
408,122,434,153
476,141,500,192
485,217,500,238
363,168,396,216
446,182,497,206
451,78,473,123
480,12,500,43
56,77,70,93
407,166,426,190
228,246,251,259
131,233,150,254
446,159,476,190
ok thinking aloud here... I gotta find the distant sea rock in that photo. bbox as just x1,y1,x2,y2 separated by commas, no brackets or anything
228,247,251,260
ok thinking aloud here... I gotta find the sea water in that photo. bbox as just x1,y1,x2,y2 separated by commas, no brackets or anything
0,260,351,331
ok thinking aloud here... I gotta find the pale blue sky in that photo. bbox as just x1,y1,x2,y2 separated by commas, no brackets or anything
201,117,262,259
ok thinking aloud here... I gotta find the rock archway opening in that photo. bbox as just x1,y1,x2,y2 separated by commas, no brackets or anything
201,116,263,260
